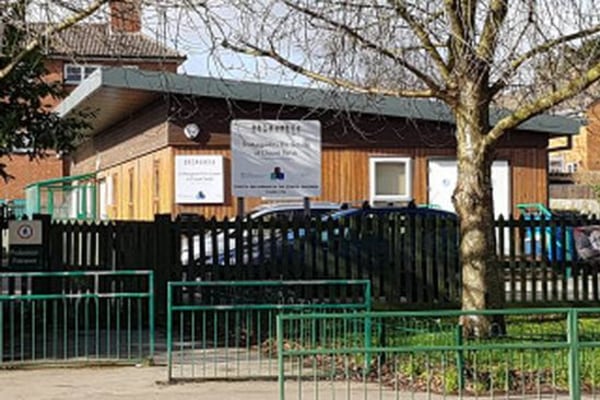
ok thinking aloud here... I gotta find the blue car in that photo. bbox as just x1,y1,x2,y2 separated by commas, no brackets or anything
240,204,458,267
313,205,460,303
319,205,458,257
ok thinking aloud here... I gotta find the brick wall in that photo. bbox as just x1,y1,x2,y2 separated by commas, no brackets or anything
0,153,64,200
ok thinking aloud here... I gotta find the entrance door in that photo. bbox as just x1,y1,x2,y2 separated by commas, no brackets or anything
428,159,511,255
428,159,511,218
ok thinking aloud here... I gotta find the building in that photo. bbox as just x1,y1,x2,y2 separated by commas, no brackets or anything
547,103,600,214
1,0,184,202
54,68,580,221
549,102,600,174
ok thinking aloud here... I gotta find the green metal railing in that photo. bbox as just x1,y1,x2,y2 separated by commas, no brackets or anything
0,270,154,366
166,279,371,381
277,308,600,400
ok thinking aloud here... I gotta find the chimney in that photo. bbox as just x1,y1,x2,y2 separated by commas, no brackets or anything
109,0,141,33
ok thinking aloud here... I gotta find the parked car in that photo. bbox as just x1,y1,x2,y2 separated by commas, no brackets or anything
179,202,345,266
319,204,458,257
313,205,460,303
197,203,457,267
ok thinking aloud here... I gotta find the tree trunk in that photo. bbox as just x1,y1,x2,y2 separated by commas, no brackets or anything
453,104,506,337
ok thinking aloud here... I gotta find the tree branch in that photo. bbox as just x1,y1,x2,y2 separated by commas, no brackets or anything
484,63,600,146
389,1,451,81
280,0,447,99
0,0,108,81
491,24,600,95
443,0,465,75
476,0,508,62
222,40,437,98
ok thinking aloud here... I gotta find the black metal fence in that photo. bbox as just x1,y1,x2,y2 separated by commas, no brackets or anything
3,212,600,315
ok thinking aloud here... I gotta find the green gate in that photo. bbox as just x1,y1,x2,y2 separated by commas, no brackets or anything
277,308,600,400
166,279,371,381
0,270,154,366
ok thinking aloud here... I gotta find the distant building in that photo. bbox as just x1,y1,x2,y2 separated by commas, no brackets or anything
1,0,184,201
549,103,600,174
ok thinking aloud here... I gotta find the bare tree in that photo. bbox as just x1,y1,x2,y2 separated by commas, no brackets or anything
170,0,600,334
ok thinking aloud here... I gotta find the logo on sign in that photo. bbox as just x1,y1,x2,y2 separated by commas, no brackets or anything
17,224,34,240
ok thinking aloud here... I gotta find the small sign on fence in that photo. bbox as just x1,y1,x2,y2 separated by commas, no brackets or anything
8,220,44,270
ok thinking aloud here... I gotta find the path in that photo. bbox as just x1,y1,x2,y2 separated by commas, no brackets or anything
0,366,583,400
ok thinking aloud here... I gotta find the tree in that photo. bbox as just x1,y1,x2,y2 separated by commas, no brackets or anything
0,0,106,178
184,1,600,334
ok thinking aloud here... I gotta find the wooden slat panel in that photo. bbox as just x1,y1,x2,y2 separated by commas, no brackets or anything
70,102,169,175
90,143,550,221
97,147,172,221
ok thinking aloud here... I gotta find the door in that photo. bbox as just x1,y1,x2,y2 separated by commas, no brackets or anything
428,159,511,254
428,159,511,218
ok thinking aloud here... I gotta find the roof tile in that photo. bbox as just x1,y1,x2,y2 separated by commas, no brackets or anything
32,23,184,60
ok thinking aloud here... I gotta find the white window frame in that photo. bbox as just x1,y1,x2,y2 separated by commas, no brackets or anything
369,156,413,205
63,64,101,84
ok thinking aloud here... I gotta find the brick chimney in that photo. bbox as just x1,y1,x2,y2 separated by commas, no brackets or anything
109,0,141,33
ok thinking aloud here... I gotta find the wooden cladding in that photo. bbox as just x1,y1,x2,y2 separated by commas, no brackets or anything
99,147,173,220
169,146,547,220
93,144,546,221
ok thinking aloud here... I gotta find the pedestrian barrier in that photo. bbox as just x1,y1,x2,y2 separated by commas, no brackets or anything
166,279,371,381
277,308,600,400
0,270,154,366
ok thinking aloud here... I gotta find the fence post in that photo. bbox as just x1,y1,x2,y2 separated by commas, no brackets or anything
33,213,51,271
148,270,155,360
567,308,581,400
153,214,174,325
167,281,173,381
277,314,285,400
455,324,464,392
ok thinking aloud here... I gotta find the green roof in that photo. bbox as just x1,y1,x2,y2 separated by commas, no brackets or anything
25,173,96,189
56,68,581,135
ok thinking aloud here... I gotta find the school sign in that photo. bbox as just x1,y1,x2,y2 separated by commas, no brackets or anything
231,120,321,198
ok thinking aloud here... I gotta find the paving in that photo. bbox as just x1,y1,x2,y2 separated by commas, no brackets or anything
0,365,586,400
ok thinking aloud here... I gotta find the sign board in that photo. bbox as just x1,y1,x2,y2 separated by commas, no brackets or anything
9,220,42,245
175,155,224,204
231,120,321,198
8,220,44,270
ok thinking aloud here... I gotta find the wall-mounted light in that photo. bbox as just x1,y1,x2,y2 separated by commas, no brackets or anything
183,123,200,140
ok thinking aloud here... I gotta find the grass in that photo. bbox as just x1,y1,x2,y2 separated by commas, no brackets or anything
282,313,600,395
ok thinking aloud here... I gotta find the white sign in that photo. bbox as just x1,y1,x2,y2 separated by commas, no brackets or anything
231,120,321,197
9,220,43,245
175,155,224,204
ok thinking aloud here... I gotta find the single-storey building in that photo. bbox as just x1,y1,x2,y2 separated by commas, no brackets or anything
54,68,580,221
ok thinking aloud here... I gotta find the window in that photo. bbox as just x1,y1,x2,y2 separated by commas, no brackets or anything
98,178,108,220
549,156,565,173
63,64,100,84
369,157,412,206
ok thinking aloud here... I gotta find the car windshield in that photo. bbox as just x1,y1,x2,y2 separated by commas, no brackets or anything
247,204,342,222
325,206,457,221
